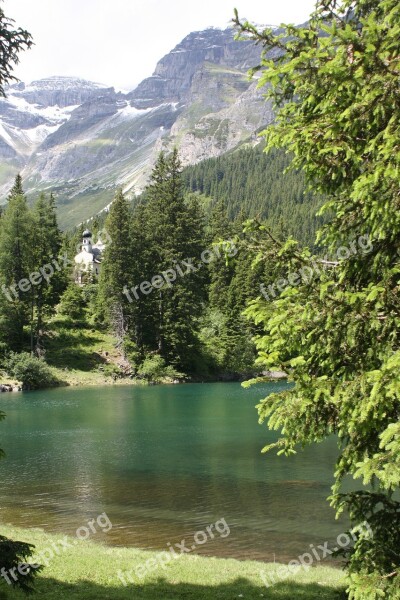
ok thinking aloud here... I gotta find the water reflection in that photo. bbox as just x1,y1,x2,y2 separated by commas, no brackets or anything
0,382,347,561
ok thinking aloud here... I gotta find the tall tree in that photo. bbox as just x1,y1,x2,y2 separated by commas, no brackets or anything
135,150,206,371
0,188,33,351
207,200,235,313
99,189,134,343
7,173,24,200
31,193,65,353
235,1,400,598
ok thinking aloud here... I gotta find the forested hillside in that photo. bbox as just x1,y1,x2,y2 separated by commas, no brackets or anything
0,159,268,388
182,144,325,246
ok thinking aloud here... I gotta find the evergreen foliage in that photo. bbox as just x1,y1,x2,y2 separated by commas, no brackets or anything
31,193,66,352
0,183,34,351
7,173,24,199
98,189,134,341
137,355,184,384
182,146,325,247
0,178,67,353
235,1,400,597
0,11,32,96
58,285,86,322
126,150,208,372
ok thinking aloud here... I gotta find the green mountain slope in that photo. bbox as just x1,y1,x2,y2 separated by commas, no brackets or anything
182,144,325,245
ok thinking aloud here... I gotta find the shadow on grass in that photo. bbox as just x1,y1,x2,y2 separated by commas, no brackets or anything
46,328,103,348
13,576,347,600
43,326,107,372
45,348,107,372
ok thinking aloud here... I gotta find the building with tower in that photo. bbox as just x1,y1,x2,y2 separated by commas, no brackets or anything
74,229,106,284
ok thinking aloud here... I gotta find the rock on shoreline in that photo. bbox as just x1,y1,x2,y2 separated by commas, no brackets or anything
0,384,22,392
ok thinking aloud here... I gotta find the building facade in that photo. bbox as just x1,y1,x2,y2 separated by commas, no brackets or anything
74,229,106,284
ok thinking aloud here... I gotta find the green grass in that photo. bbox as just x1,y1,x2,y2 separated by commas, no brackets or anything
1,525,347,600
42,316,133,387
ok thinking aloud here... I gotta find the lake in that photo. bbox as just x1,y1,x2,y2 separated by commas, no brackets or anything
0,382,346,562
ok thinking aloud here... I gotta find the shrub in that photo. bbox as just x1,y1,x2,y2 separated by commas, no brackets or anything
137,355,184,383
103,363,123,380
0,342,9,361
122,339,141,371
5,353,59,390
58,285,86,321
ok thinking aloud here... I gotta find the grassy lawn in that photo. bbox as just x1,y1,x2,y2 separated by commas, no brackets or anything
0,317,136,389
1,525,347,600
42,316,133,387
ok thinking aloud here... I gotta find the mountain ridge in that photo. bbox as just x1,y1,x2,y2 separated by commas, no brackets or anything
0,27,272,228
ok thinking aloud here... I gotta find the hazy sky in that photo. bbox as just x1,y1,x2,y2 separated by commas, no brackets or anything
4,0,317,92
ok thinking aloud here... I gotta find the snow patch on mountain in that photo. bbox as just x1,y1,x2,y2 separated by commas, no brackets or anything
7,95,79,122
17,76,108,93
112,103,152,121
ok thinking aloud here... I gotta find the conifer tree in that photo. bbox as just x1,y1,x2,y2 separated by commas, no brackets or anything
7,173,24,200
31,193,65,352
128,200,153,354
207,200,235,313
99,189,134,343
137,150,206,370
0,187,33,351
235,1,400,596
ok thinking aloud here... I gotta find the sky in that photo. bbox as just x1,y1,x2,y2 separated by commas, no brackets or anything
3,0,317,92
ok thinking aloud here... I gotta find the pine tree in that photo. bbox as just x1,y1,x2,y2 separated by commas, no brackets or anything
136,150,206,371
31,193,65,353
7,173,24,200
99,189,134,343
235,1,400,596
0,189,33,351
207,200,235,312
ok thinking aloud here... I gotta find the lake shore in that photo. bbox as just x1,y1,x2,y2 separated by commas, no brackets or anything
0,368,288,391
2,524,346,600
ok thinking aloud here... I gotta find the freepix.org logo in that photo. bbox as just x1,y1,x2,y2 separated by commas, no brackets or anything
123,240,237,303
260,234,373,301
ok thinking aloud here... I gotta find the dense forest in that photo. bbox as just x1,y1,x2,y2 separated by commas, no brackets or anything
0,139,359,386
182,144,325,246
0,155,273,386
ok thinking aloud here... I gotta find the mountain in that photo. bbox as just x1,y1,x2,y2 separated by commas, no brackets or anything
0,27,274,228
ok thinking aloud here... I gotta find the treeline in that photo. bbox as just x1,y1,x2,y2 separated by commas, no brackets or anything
82,144,326,249
0,148,321,382
182,144,325,247
0,176,67,354
96,149,266,378
0,157,266,382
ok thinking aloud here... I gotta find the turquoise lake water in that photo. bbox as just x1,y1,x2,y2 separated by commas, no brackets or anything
0,382,347,562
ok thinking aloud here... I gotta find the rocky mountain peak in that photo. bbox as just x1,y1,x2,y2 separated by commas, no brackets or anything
0,26,273,228
9,76,114,108
129,27,261,109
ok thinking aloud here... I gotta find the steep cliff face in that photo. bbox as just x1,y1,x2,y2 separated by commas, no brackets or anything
159,64,274,165
0,77,112,162
0,28,273,228
129,28,262,108
11,77,112,108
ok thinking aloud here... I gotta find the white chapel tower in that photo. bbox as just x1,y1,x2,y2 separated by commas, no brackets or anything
74,229,106,284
